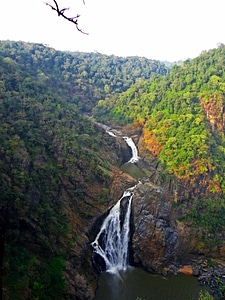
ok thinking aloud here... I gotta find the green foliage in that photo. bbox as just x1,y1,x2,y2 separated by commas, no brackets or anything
0,40,168,113
216,277,225,297
1,41,167,299
2,40,225,299
3,246,35,300
179,197,225,251
94,44,225,192
187,198,225,235
198,290,214,300
4,245,65,300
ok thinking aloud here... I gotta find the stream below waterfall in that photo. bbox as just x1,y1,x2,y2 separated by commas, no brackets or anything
94,267,203,300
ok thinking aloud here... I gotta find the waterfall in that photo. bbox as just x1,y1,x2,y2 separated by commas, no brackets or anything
106,129,116,137
123,137,140,163
91,127,140,274
105,128,140,163
91,187,135,274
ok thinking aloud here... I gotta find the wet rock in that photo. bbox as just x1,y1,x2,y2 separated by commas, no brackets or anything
197,261,225,299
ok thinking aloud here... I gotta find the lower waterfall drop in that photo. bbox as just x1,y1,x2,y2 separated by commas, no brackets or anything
91,187,135,274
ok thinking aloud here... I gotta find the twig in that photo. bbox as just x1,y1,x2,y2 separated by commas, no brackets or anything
45,0,88,34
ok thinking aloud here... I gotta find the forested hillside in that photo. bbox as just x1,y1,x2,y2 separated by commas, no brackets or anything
2,40,225,300
94,44,225,197
0,40,168,299
0,41,168,112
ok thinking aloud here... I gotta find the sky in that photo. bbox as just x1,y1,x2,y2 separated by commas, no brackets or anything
0,0,225,62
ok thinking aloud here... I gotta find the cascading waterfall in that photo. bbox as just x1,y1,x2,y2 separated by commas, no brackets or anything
91,187,135,273
123,136,140,163
92,125,201,300
91,128,140,274
105,128,140,164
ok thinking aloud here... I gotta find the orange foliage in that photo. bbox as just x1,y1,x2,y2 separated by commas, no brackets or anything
133,118,145,129
123,118,145,133
192,158,214,175
173,165,192,180
208,178,222,194
143,127,164,157
200,94,224,134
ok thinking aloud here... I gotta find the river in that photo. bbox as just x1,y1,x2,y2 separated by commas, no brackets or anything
94,267,203,300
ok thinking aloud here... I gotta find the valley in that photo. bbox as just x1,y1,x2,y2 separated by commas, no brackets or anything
1,40,225,300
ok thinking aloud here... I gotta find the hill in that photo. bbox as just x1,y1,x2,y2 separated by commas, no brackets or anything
0,40,168,112
0,40,167,299
1,40,225,300
94,44,225,198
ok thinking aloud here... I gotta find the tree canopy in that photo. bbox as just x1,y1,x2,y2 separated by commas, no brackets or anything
93,44,225,196
2,40,225,299
0,40,168,299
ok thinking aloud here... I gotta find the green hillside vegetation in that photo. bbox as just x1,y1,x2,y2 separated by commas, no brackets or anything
0,40,168,112
94,44,225,196
1,40,225,299
0,51,107,299
0,40,168,299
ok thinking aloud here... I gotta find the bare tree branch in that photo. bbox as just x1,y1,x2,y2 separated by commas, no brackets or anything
45,0,88,34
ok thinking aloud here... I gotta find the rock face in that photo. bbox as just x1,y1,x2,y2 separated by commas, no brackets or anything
131,179,180,275
130,176,225,289
81,129,225,299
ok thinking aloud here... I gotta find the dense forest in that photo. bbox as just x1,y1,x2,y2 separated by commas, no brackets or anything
0,40,168,300
1,40,225,300
94,44,225,196
93,46,225,271
0,41,168,112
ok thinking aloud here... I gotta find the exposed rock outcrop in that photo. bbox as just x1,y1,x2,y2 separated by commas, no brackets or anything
87,128,225,299
131,179,180,275
131,176,224,269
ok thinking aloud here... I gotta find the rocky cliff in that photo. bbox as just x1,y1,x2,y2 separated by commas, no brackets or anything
3,121,225,300
3,41,225,300
88,129,225,299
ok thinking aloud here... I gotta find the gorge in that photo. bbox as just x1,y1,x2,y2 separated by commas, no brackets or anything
88,126,222,299
1,41,225,300
91,130,204,300
91,132,202,300
91,128,140,274
91,127,138,274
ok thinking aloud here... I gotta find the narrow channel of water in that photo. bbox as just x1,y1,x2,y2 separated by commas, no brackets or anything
94,267,203,300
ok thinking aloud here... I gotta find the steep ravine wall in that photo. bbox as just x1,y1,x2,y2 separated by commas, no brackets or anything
133,133,225,271
130,177,225,299
75,129,225,299
131,179,201,275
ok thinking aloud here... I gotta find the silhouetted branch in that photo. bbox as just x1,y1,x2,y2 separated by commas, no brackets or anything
45,0,88,34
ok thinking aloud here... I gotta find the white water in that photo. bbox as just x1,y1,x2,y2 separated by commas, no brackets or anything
106,130,117,137
123,137,140,163
106,129,140,164
91,128,140,273
91,188,135,273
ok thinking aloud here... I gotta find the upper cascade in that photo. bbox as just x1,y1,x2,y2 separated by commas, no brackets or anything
105,127,140,164
123,136,140,163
